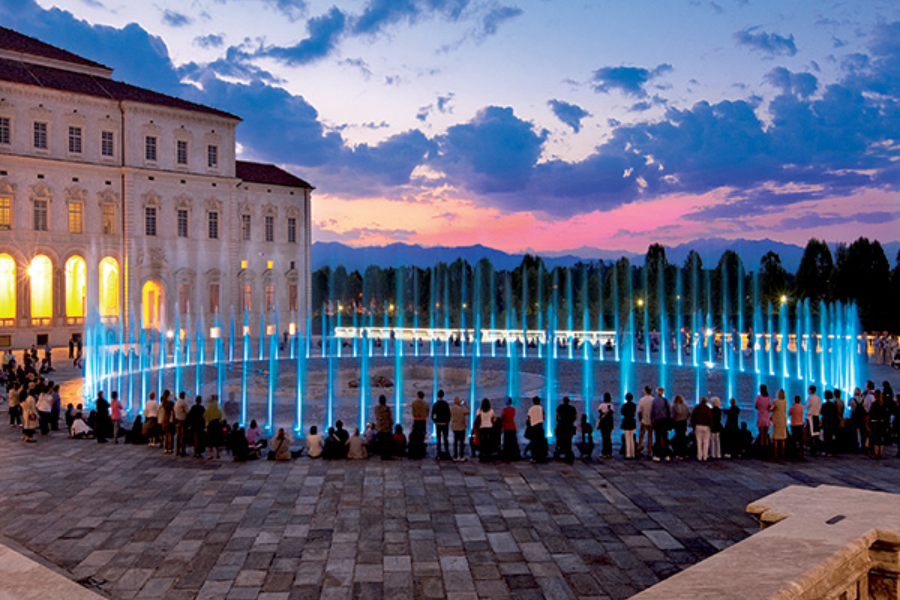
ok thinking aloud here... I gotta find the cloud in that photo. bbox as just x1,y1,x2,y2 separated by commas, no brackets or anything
341,58,372,78
764,67,818,97
547,99,590,132
263,0,307,22
479,5,522,37
733,27,797,57
352,0,470,36
161,9,192,28
592,64,673,98
194,34,224,49
259,7,347,66
437,93,455,113
773,210,900,231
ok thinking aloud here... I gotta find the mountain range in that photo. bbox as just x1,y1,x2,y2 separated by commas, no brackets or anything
312,239,900,273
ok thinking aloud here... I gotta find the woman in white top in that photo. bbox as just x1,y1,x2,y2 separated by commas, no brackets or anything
525,396,547,462
36,388,54,435
143,392,159,446
306,425,324,458
475,398,497,460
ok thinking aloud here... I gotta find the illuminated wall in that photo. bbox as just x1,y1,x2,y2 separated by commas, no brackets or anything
28,255,52,318
142,280,163,329
0,254,15,320
99,257,120,317
65,256,86,318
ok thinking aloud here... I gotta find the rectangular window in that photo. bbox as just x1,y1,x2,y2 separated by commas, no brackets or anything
207,211,218,239
242,285,252,312
241,214,251,241
265,215,274,242
68,126,82,154
33,122,47,150
207,145,218,168
101,204,115,235
178,284,190,314
287,217,296,244
33,199,48,231
144,206,157,236
101,131,114,157
177,209,189,238
289,284,298,311
0,117,10,145
145,136,157,161
176,140,188,165
0,196,11,230
209,284,220,315
68,202,83,233
265,285,275,311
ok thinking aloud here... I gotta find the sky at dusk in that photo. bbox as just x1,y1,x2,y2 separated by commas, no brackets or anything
3,0,899,254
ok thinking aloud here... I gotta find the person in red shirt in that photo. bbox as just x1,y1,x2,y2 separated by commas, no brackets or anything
500,398,520,460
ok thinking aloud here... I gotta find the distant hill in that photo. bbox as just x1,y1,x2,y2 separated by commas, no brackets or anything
312,239,900,273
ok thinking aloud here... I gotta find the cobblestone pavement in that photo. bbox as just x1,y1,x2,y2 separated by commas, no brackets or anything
2,423,900,600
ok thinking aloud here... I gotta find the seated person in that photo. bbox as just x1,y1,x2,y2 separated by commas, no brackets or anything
230,426,259,462
305,426,324,458
269,428,293,461
347,428,368,460
128,415,145,444
71,415,94,439
393,424,408,456
322,427,344,460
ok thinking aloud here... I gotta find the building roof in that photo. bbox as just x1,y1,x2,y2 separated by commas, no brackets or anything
0,25,111,72
237,161,314,189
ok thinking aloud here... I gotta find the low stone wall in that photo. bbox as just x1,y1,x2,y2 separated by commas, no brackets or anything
630,484,900,600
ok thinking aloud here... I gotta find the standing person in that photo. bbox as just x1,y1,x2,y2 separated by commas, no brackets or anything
449,396,470,462
374,394,394,460
500,398,520,461
37,386,54,436
789,395,805,458
94,391,110,443
755,385,773,455
637,386,654,458
868,390,888,459
475,398,497,461
526,396,547,463
710,397,723,459
723,398,741,458
205,395,223,459
771,390,788,459
68,338,74,360
431,389,451,460
620,393,637,459
578,413,595,459
691,396,713,462
850,387,868,452
174,391,190,457
597,393,615,458
671,395,690,458
833,389,846,453
21,390,37,443
110,391,123,444
50,384,61,431
188,396,206,458
554,396,577,464
143,392,159,447
806,385,822,457
7,382,21,427
821,390,838,457
409,390,429,459
650,387,671,462
159,390,175,454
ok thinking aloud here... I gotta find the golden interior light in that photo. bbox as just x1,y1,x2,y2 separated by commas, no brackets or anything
99,256,119,317
142,280,163,330
0,254,15,320
65,256,87,318
29,255,52,318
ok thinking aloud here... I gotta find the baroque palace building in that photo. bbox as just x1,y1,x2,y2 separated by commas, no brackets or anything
0,26,313,349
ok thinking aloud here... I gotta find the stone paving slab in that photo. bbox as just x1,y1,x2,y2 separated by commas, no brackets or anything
0,422,899,599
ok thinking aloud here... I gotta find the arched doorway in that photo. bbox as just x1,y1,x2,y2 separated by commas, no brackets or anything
65,255,86,323
28,255,52,324
142,280,163,330
0,254,15,324
99,257,120,320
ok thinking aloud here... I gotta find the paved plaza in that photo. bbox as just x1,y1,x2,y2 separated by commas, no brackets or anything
1,417,900,600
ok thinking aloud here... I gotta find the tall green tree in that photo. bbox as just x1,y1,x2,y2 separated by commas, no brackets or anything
794,238,834,304
832,237,891,330
759,251,788,309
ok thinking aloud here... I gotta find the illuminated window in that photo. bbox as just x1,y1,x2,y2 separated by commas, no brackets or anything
176,140,188,165
241,214,251,241
0,117,10,145
178,284,190,314
142,280,163,330
207,211,218,239
33,122,47,150
101,204,115,235
101,131,114,157
209,284,219,315
177,209,188,238
265,215,274,242
33,199,48,231
65,256,86,321
28,255,52,321
0,254,15,323
145,136,157,161
0,196,11,230
144,207,157,236
68,202,83,233
288,217,296,243
99,257,119,318
242,285,252,312
289,284,298,311
207,145,218,168
240,260,247,270
265,285,275,311
68,126,82,154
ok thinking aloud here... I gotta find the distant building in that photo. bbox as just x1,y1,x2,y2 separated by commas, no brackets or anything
0,26,312,349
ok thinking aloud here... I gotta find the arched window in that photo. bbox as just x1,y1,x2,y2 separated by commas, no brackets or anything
99,257,119,319
142,280,163,330
28,255,52,322
65,255,86,322
0,254,15,323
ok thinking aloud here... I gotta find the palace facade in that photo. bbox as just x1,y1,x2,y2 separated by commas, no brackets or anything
0,26,312,349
